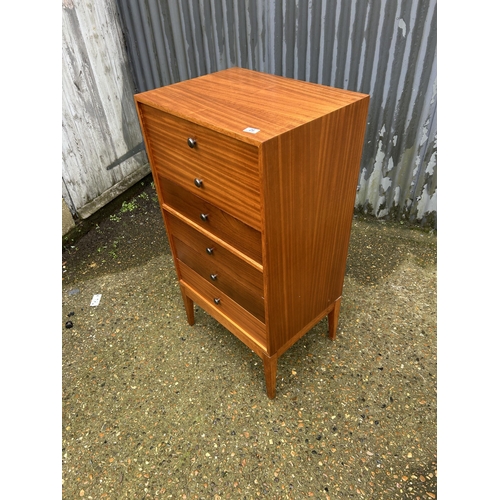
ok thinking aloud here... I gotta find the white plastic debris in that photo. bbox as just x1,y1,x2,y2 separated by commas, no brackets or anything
90,294,102,307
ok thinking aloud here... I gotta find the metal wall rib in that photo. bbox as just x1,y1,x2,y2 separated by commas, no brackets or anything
116,0,437,226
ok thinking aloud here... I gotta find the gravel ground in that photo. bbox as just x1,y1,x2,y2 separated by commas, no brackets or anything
62,176,437,499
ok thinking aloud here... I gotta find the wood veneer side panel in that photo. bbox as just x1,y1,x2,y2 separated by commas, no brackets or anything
262,95,369,355
258,140,271,355
326,96,370,299
260,134,289,355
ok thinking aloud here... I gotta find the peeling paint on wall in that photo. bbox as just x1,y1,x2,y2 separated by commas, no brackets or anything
398,18,407,37
416,184,437,219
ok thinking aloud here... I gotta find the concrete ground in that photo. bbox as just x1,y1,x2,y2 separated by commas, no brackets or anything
62,176,437,499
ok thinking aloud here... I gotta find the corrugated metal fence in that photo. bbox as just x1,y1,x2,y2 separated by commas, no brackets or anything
116,0,437,227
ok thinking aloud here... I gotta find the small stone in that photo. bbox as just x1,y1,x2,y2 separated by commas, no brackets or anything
65,321,73,329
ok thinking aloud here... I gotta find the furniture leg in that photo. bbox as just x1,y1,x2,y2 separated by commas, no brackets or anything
328,297,341,340
180,285,195,326
263,353,278,399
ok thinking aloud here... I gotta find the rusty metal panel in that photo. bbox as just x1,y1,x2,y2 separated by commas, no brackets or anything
115,0,436,226
62,0,149,218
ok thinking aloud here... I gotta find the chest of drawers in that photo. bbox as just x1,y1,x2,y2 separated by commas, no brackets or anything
134,67,369,398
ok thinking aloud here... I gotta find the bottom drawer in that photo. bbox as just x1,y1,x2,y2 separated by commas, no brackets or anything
178,260,267,348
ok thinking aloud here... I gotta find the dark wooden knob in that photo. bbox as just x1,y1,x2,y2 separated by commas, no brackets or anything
206,247,214,255
200,213,209,221
187,137,196,148
214,298,221,305
194,178,203,188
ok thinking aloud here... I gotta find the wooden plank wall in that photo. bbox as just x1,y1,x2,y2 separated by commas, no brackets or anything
62,0,149,219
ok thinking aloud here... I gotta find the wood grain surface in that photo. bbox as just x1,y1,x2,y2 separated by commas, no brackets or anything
135,67,369,145
159,177,262,264
135,67,369,397
137,103,261,229
178,261,267,349
261,97,369,354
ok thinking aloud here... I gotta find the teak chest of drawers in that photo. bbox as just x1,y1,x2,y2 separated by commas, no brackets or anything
134,67,369,398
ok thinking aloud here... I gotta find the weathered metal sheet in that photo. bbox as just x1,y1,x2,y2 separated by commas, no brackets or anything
62,0,149,218
115,0,436,226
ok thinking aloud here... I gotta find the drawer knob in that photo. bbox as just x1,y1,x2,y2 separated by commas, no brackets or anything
187,137,197,148
210,274,218,281
200,213,209,222
214,298,221,305
206,247,214,255
194,178,203,188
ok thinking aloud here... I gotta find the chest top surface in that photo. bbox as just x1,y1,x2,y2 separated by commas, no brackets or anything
134,67,369,145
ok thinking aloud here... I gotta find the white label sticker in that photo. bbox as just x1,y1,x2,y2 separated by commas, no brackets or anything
243,127,260,134
90,294,102,307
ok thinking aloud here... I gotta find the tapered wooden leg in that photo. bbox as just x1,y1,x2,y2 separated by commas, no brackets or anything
263,354,278,399
328,297,342,340
180,285,195,326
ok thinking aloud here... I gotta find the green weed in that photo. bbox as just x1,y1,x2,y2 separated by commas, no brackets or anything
121,199,138,213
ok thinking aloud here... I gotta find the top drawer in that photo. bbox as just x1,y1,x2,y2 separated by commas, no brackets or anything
138,104,261,230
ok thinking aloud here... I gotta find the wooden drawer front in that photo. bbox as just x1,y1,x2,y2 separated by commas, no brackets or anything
159,177,262,265
178,261,266,346
167,214,265,322
141,105,261,229
173,237,265,322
